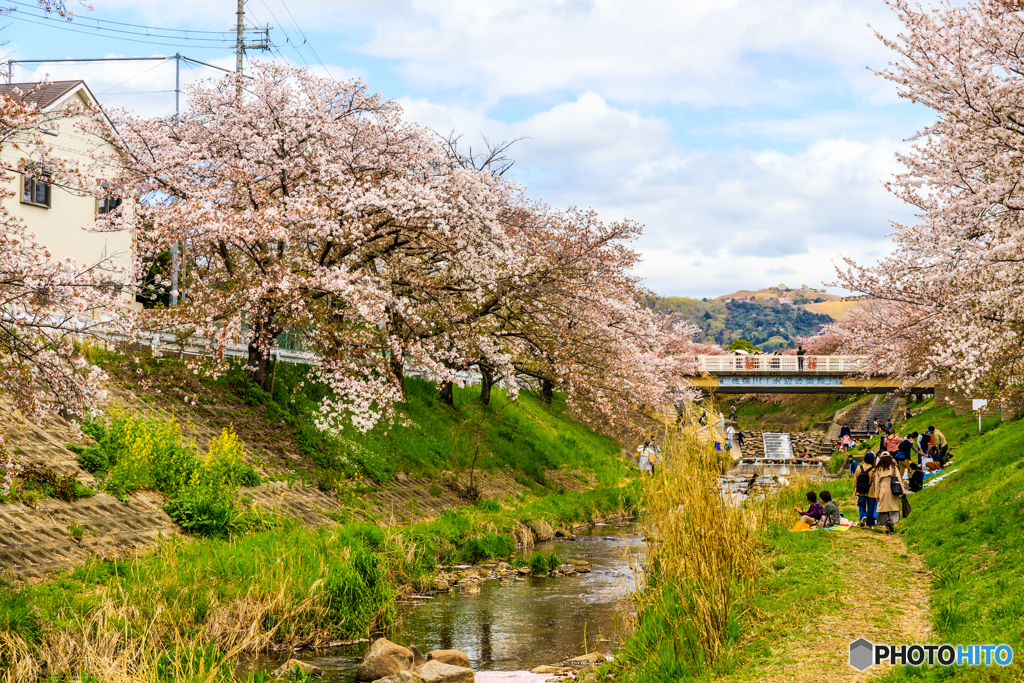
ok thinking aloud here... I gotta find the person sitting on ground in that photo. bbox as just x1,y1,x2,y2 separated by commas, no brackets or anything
795,491,824,526
907,462,924,493
905,407,913,421
854,452,878,527
818,490,841,527
926,445,943,471
873,453,909,533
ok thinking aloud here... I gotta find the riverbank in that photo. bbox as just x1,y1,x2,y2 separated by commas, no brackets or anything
0,483,637,682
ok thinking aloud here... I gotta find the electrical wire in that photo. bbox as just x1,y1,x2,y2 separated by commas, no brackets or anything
8,6,236,42
273,0,333,78
6,13,236,49
256,0,309,70
7,0,236,35
95,57,171,95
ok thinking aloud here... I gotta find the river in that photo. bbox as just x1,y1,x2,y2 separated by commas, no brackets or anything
243,521,644,681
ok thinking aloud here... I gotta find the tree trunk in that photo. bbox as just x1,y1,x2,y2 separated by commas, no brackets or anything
541,379,554,404
248,341,273,392
479,364,493,405
440,380,454,406
390,352,405,389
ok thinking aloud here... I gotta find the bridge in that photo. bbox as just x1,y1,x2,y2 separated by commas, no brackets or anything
690,355,930,394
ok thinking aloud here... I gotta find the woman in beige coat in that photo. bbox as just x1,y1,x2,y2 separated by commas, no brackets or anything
873,453,909,533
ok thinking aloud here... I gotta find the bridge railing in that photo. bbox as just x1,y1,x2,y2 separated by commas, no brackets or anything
696,355,869,373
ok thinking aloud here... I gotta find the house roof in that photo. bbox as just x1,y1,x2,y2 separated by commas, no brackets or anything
0,80,96,111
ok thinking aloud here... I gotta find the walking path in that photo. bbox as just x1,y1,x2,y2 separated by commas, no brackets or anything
722,530,932,683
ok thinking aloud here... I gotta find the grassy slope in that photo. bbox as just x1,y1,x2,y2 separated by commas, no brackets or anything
729,394,865,431
876,406,1024,682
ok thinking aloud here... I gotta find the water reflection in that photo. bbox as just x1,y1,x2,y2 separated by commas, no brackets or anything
241,522,643,681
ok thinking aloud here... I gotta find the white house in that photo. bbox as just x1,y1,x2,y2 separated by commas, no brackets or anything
0,80,134,294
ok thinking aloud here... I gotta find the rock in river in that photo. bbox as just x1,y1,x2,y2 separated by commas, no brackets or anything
417,660,475,683
271,659,323,678
356,638,414,681
427,650,471,668
376,673,425,683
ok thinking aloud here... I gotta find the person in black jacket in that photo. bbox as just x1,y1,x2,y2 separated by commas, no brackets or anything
907,462,924,492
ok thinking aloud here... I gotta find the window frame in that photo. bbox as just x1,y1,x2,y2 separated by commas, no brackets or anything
21,174,52,209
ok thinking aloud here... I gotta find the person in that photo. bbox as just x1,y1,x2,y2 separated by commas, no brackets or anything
854,452,878,527
736,431,746,448
648,439,661,475
905,407,913,421
795,490,824,526
907,462,924,492
818,490,841,527
895,434,913,476
699,409,708,426
928,426,949,464
886,420,893,431
730,405,737,422
874,419,882,435
873,453,909,533
744,473,759,495
635,440,652,475
846,452,859,475
841,433,852,451
884,430,902,456
916,430,931,464
726,424,735,450
927,445,942,470
800,447,809,458
839,423,852,439
797,345,806,370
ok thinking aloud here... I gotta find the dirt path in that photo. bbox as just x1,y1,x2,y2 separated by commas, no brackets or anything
736,529,932,683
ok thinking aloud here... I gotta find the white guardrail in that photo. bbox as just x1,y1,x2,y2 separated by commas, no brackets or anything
696,355,869,373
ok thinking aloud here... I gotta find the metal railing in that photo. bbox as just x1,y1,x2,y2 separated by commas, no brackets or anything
696,355,869,373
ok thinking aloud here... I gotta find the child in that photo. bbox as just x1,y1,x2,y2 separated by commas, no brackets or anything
908,462,924,492
818,490,841,527
794,491,824,525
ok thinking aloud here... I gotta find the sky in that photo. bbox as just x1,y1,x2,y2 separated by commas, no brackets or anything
2,0,933,298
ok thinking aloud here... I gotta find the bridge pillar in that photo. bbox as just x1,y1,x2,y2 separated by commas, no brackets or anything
934,385,953,409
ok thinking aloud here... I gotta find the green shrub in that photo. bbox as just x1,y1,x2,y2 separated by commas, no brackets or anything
427,483,443,497
474,499,500,512
75,445,109,474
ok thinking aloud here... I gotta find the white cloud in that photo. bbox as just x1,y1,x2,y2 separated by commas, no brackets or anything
398,95,911,297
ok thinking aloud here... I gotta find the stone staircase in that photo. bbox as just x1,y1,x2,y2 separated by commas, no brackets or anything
862,396,900,434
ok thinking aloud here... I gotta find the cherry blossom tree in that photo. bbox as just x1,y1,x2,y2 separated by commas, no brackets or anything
96,63,521,432
838,0,1024,397
0,87,124,422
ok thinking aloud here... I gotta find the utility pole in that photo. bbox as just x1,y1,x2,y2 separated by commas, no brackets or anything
170,53,181,307
234,0,272,97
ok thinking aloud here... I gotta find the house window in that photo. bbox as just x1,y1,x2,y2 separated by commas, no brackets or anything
22,175,51,208
97,196,122,214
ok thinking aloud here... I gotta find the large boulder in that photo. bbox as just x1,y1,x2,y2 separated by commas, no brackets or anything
426,650,471,668
417,660,474,683
376,673,425,683
356,638,414,681
271,659,323,678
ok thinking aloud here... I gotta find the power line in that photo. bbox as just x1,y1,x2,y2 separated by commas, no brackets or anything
95,57,171,95
6,13,236,49
273,0,333,78
7,0,236,35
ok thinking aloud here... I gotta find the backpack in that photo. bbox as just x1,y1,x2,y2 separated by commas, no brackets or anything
856,465,875,494
889,474,904,497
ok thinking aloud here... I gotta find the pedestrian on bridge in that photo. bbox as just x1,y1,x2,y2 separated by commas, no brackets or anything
797,345,806,370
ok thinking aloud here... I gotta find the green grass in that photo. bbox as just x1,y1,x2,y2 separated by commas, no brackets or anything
0,484,636,681
210,360,628,487
729,394,866,431
871,405,1024,683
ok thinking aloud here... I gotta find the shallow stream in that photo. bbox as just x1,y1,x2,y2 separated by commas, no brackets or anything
242,521,644,681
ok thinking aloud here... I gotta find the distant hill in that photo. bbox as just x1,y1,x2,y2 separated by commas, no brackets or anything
645,295,834,350
798,298,878,320
716,285,841,305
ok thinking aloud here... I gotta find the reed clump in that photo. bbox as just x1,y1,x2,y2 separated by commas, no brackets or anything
613,410,810,682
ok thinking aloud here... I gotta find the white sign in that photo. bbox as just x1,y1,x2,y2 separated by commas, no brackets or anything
972,399,989,411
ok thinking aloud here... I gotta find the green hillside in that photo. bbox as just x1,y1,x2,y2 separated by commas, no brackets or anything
644,295,833,350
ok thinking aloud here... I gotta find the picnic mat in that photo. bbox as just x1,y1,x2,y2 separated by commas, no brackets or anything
790,520,853,533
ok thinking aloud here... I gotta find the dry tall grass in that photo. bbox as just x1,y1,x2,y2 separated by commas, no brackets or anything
618,411,809,678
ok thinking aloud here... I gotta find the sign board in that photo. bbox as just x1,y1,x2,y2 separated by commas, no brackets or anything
718,376,845,388
972,399,989,411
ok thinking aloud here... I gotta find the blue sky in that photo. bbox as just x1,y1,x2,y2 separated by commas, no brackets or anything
3,0,933,297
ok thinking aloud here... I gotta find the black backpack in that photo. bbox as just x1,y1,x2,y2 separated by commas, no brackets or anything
889,474,904,497
856,465,875,494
